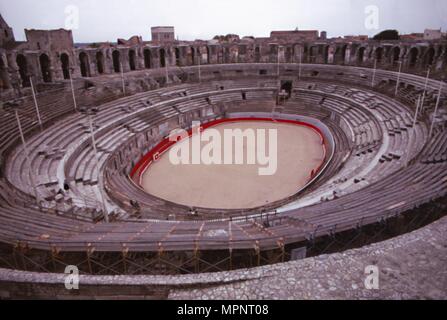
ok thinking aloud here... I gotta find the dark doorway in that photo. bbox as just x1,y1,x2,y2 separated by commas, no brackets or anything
16,54,30,87
375,47,384,63
357,47,366,64
425,48,435,67
79,52,90,77
96,51,104,74
160,48,166,68
39,53,52,82
60,53,70,79
324,46,329,64
255,46,261,63
392,47,400,66
112,50,121,73
190,47,195,65
144,49,152,69
175,48,180,66
206,47,211,64
280,81,293,98
409,48,418,68
129,50,136,71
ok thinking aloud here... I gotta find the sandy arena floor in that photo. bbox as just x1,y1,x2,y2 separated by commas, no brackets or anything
141,121,325,209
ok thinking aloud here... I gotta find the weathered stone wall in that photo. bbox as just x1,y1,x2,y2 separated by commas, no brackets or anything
1,37,446,96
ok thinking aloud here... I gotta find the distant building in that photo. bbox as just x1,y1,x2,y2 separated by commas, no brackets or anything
344,35,369,41
400,33,424,41
270,29,319,42
424,29,442,40
0,14,15,47
151,26,175,44
320,31,327,40
25,29,74,51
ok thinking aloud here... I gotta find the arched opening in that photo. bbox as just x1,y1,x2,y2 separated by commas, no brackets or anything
392,47,400,66
357,47,366,64
39,53,52,82
206,47,211,64
144,49,152,69
112,50,121,73
79,52,90,77
309,46,318,63
280,80,293,98
255,46,261,63
190,47,195,65
323,46,329,64
128,50,136,71
425,47,435,67
16,54,30,87
409,48,418,68
375,47,384,63
334,45,347,64
0,56,10,89
175,48,180,66
96,51,104,74
159,48,166,68
60,53,70,79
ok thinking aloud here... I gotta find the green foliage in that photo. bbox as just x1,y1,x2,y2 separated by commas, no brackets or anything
373,30,399,40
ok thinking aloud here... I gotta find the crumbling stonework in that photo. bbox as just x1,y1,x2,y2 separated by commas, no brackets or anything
0,14,446,97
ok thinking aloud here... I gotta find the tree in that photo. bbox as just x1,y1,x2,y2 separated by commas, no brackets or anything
373,30,399,40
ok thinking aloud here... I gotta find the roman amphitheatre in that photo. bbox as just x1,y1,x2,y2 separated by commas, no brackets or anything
0,16,446,299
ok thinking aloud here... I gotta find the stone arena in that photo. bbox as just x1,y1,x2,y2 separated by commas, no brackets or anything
0,11,446,300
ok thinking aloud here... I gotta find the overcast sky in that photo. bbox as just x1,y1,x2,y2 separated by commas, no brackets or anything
0,0,446,43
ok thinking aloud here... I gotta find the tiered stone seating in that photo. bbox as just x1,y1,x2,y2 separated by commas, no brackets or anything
0,63,445,270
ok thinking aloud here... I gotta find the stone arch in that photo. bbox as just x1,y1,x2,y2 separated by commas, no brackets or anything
60,53,70,79
112,50,121,73
96,51,105,74
190,47,195,65
357,47,366,64
408,47,419,68
424,47,435,67
308,46,318,63
254,46,261,63
39,53,52,82
143,49,152,69
128,49,136,71
323,45,330,64
334,45,347,64
159,48,166,68
206,46,211,64
175,47,181,66
391,46,401,65
79,52,90,77
375,47,384,63
16,54,30,87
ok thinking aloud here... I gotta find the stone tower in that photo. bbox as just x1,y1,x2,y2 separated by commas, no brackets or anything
0,14,15,48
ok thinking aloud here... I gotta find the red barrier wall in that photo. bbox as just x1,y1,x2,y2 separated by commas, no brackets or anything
130,117,327,184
